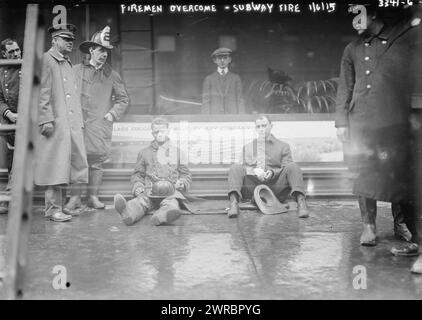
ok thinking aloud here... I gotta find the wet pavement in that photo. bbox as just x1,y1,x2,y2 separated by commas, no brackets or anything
0,200,421,300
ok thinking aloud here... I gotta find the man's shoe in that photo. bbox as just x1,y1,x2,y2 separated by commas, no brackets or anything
391,242,419,257
228,192,240,218
0,202,8,214
150,207,182,226
87,195,105,209
392,203,413,242
114,194,135,226
360,224,377,246
296,193,309,218
63,195,82,215
49,211,72,222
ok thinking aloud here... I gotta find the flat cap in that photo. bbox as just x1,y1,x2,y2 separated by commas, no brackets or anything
211,47,232,58
48,23,77,40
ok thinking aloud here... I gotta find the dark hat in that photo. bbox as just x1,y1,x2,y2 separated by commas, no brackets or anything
211,47,232,58
147,180,176,199
79,26,113,54
48,23,77,40
253,184,288,215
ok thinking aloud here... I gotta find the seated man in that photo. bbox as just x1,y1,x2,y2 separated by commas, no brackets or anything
114,117,192,226
227,115,309,218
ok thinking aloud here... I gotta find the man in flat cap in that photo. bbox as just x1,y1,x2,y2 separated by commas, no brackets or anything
0,38,22,214
63,26,129,214
202,47,245,114
227,115,308,219
34,23,89,222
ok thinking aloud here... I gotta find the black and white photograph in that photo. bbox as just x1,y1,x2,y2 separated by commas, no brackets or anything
0,0,421,305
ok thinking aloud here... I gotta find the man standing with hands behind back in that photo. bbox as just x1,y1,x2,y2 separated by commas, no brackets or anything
34,23,89,222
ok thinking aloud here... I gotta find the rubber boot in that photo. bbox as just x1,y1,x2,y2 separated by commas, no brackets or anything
114,194,146,226
359,196,377,246
296,192,309,218
391,202,413,242
87,169,105,209
227,192,240,218
150,198,182,226
63,185,82,215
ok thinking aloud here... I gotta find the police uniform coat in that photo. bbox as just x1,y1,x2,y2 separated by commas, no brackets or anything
74,61,129,156
0,66,21,146
34,48,88,186
335,17,421,202
202,71,245,114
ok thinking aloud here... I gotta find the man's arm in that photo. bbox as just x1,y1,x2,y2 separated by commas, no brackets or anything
335,43,355,129
235,75,245,113
176,149,192,191
202,76,211,114
0,77,10,119
38,55,55,126
269,143,293,177
107,71,130,121
130,150,147,196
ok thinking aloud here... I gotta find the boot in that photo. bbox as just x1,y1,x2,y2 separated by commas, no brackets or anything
150,199,182,226
114,194,146,226
295,192,309,218
358,196,377,246
63,185,82,215
87,169,105,209
391,202,413,242
228,192,240,218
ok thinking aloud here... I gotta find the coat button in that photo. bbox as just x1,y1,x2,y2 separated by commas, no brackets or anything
366,84,371,89
364,56,370,61
365,70,371,75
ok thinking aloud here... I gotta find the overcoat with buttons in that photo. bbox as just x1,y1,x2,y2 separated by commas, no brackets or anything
34,48,88,186
335,17,421,202
0,66,21,145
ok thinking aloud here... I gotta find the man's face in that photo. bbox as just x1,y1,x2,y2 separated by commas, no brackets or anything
53,36,74,55
89,46,108,65
213,55,231,69
2,42,21,59
255,117,272,139
152,124,169,144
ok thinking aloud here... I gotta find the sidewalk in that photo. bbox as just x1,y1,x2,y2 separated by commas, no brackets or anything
0,200,421,299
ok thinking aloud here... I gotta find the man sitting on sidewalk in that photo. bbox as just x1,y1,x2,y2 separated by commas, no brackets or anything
227,115,309,218
113,117,192,226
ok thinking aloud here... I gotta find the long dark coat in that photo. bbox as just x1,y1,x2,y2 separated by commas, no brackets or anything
34,48,88,186
74,61,129,156
202,71,245,114
335,17,421,202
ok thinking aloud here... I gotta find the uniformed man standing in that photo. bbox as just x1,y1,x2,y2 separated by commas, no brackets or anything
336,5,421,249
0,38,21,213
63,26,129,213
34,24,89,222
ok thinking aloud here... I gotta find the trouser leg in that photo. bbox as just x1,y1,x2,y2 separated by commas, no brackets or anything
114,193,152,226
150,197,182,226
358,196,377,246
87,154,106,209
44,185,65,217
